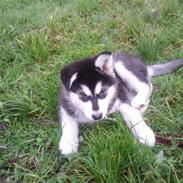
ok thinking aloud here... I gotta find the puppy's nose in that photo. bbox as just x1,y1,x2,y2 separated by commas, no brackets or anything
92,113,102,120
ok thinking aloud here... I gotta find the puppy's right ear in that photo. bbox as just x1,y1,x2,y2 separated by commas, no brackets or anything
95,53,115,77
60,67,78,90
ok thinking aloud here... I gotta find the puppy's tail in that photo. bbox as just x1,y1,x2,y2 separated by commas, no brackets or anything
148,59,183,77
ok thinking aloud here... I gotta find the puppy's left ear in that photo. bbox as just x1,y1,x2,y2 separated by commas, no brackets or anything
95,53,115,77
60,66,78,90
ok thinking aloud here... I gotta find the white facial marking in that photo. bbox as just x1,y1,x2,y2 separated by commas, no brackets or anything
69,83,116,122
69,91,93,120
94,81,102,95
81,85,92,96
97,85,116,118
69,72,78,88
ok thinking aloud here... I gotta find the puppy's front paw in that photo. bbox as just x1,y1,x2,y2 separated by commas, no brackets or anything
137,126,156,147
59,136,78,155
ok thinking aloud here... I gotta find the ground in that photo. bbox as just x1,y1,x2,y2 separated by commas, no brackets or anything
0,0,183,182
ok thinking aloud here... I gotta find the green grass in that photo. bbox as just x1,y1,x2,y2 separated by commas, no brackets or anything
0,0,183,182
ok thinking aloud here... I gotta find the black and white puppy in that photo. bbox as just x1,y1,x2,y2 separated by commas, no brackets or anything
59,51,183,155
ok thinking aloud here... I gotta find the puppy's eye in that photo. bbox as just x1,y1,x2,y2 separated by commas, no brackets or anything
97,88,107,99
79,92,90,102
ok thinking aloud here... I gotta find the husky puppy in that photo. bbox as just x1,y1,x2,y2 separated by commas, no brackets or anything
59,51,183,155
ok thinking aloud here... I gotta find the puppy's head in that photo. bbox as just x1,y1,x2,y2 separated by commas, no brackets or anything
60,52,116,121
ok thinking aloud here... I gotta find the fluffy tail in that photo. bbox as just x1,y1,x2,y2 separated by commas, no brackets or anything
148,59,183,77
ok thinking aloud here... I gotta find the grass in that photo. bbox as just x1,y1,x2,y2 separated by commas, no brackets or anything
0,0,183,182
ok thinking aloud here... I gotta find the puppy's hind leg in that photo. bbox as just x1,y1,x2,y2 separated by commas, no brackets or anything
114,61,152,110
130,83,152,110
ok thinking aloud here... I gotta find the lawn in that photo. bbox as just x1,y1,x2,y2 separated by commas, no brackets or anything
0,0,183,182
